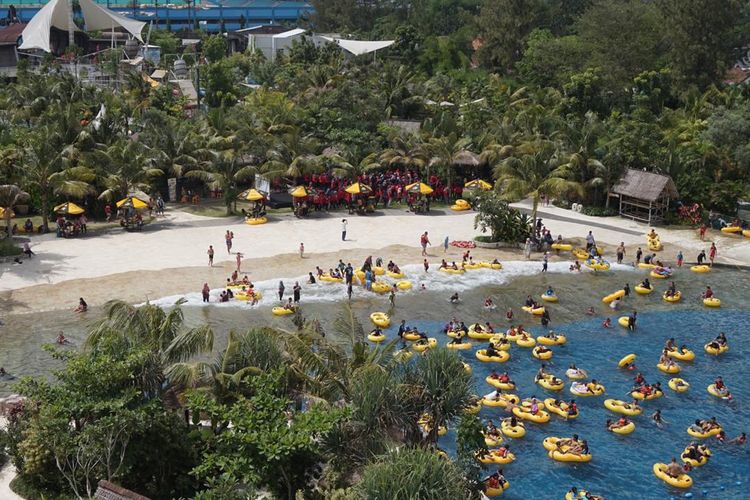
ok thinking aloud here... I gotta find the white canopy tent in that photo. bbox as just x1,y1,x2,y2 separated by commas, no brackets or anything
19,0,145,53
320,36,395,56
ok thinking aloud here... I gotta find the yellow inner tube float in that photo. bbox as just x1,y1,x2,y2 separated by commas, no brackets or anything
439,267,465,274
476,449,516,465
412,338,437,352
707,384,731,399
319,274,343,283
369,312,390,327
681,445,711,467
572,248,589,260
543,398,578,419
634,285,653,295
476,349,510,363
451,203,471,212
541,293,558,303
704,343,728,355
548,449,592,463
484,433,504,447
584,259,611,271
687,425,722,439
446,340,473,350
630,389,663,401
602,289,625,304
570,382,605,397
234,290,262,301
393,349,413,362
485,376,515,391
371,281,391,294
743,229,750,238
501,419,526,438
668,378,690,393
721,226,742,233
272,306,295,316
667,347,694,361
551,243,573,251
464,399,482,414
521,305,545,315
512,404,550,424
650,270,670,279
638,263,656,269
464,262,482,270
663,291,681,303
618,316,631,328
367,331,385,343
482,393,520,408
245,216,267,225
537,334,566,346
516,335,536,348
536,374,564,391
618,353,636,368
387,271,404,279
656,362,681,374
396,280,412,290
532,346,553,360
566,368,587,380
489,337,512,351
690,265,710,273
484,483,509,497
703,297,721,307
603,399,642,416
371,266,385,275
403,331,422,341
653,463,692,488
608,421,635,435
468,324,495,340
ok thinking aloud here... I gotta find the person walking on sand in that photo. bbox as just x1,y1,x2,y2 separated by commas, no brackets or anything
444,236,449,253
709,242,717,266
278,281,285,301
299,242,305,258
341,218,348,241
225,230,233,254
202,283,210,303
207,245,214,267
524,238,532,259
236,252,243,272
293,282,301,303
421,231,430,256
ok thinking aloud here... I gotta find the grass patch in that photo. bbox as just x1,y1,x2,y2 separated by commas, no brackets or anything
0,238,22,257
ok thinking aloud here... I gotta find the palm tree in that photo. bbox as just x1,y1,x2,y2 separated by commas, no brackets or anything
0,184,29,238
493,139,583,222
95,138,164,203
86,300,214,398
379,134,427,172
422,133,475,191
259,127,322,181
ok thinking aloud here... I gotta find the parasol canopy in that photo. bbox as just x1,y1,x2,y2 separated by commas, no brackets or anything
116,196,149,209
464,179,493,191
405,182,434,195
289,186,310,198
0,207,14,219
54,202,85,215
344,182,373,195
239,188,267,201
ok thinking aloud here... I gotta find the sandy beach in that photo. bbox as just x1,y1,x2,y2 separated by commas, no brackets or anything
2,201,748,315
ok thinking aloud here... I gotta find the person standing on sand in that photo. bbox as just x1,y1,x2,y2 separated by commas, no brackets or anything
421,232,430,256
677,251,684,267
293,282,301,303
202,283,210,303
207,245,214,266
299,242,305,258
699,224,707,240
236,252,243,272
444,236,449,253
341,218,347,241
278,281,285,301
616,242,625,264
709,242,717,266
225,230,233,254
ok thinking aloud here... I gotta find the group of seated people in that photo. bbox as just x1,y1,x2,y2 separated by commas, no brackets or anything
632,372,662,397
397,321,427,339
488,371,513,385
556,435,590,455
386,260,401,274
524,295,541,309
534,365,563,386
439,259,462,270
443,319,468,335
484,469,509,491
569,260,582,272
56,215,88,237
689,417,722,434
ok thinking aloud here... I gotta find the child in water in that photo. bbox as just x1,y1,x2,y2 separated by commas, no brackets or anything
602,318,612,328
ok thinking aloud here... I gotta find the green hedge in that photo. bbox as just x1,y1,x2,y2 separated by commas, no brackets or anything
0,239,22,257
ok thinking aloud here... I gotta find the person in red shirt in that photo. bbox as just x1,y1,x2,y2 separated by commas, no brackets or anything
703,286,714,299
709,242,717,265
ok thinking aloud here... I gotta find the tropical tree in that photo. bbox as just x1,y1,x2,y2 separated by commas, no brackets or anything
85,300,214,398
493,139,583,221
0,184,30,237
94,138,164,203
259,127,322,182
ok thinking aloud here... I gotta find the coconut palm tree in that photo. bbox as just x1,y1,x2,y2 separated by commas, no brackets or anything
0,184,29,238
86,300,214,398
493,139,584,222
95,138,164,203
259,127,323,181
379,134,427,172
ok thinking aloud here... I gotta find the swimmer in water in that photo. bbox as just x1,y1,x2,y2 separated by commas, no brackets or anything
586,306,595,315
651,409,666,428
506,308,513,321
484,297,495,309
56,332,70,345
450,293,460,304
602,318,612,328
727,432,746,445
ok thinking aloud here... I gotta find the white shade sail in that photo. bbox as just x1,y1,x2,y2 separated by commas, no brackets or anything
20,0,145,52
321,36,395,56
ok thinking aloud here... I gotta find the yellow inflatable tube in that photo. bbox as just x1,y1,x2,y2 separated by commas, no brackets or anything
512,405,550,423
521,305,545,315
618,316,631,328
602,289,625,304
634,285,653,295
485,376,515,391
446,340,472,350
368,331,385,343
687,426,722,439
603,399,642,416
551,243,573,251
396,280,412,290
369,312,390,327
501,419,526,438
668,378,689,393
690,265,710,273
656,362,681,374
245,217,267,225
667,347,694,361
704,343,728,355
703,297,721,307
532,346,553,360
412,338,437,352
608,421,635,435
476,349,510,363
721,226,741,233
537,334,566,346
653,463,692,489
272,306,295,316
663,291,681,303
618,353,636,368
548,449,592,463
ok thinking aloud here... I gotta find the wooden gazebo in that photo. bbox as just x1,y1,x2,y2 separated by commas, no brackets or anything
610,169,678,225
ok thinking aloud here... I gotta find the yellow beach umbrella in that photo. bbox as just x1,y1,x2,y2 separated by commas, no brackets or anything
240,188,267,201
116,196,149,209
54,202,85,215
344,182,373,195
289,186,310,198
0,207,14,218
405,182,434,195
464,179,493,191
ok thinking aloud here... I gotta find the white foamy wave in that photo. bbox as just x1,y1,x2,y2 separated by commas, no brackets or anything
144,259,641,309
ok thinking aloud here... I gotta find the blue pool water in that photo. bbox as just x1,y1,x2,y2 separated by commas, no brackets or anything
388,310,750,499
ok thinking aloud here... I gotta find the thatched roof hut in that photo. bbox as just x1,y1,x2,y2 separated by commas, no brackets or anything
610,169,678,225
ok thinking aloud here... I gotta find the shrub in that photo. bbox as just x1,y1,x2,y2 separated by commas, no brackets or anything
473,191,533,243
581,206,617,217
0,239,21,257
